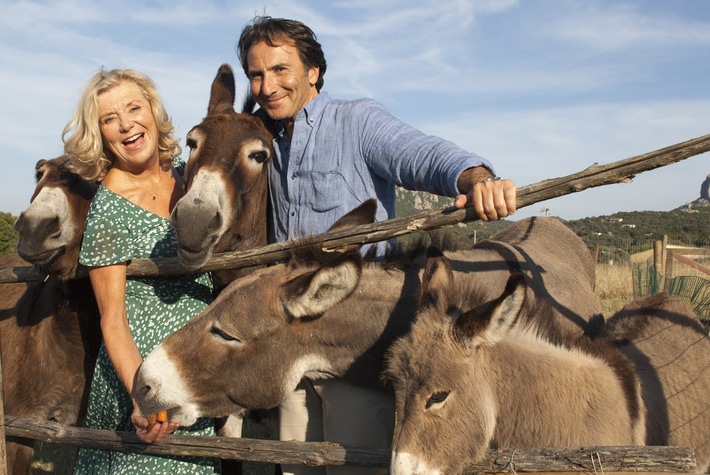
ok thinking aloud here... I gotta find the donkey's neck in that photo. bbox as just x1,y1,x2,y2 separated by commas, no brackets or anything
213,189,268,289
299,264,421,390
486,333,641,447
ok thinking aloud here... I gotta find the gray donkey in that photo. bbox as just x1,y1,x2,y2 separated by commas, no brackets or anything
386,251,710,475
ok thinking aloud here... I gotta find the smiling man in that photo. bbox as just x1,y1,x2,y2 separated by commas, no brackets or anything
237,15,516,475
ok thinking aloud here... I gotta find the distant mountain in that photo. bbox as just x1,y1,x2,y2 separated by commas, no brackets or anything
674,173,710,213
395,188,511,246
564,207,709,243
395,174,710,247
566,173,709,243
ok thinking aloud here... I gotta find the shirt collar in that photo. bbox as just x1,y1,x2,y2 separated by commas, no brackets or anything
275,91,331,135
302,91,330,124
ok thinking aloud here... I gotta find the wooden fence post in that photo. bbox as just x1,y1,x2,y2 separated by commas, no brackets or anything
653,240,665,291
663,235,669,275
662,235,672,291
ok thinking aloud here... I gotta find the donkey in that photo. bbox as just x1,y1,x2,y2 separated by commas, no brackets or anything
134,200,603,430
2,156,101,475
385,252,710,475
170,63,273,290
170,62,276,473
14,156,97,278
604,292,710,473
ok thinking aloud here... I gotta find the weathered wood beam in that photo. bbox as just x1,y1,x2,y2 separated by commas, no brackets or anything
4,416,697,472
2,133,709,284
668,251,710,277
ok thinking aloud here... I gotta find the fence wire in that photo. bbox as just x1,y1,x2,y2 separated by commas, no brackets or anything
633,262,710,326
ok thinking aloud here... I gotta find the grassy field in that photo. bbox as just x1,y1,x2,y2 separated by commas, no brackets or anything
595,263,635,317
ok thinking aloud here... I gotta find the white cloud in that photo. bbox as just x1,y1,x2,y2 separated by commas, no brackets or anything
544,2,710,51
414,98,710,219
1,0,708,222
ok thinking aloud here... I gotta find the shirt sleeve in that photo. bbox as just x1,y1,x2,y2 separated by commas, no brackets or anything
356,99,495,197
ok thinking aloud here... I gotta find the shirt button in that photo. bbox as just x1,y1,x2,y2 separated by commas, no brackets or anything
290,211,296,216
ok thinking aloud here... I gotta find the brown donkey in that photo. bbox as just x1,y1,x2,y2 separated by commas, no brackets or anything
2,156,101,475
169,62,276,474
134,201,603,431
385,252,710,475
170,63,273,290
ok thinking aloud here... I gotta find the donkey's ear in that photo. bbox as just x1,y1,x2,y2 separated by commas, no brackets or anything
326,199,377,232
456,273,527,348
207,64,236,116
319,199,378,254
281,254,363,319
420,247,453,311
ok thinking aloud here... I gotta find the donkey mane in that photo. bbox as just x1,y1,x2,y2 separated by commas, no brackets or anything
43,156,97,202
574,335,643,429
434,273,570,348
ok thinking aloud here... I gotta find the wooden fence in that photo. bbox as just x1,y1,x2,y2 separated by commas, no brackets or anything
2,133,710,285
1,415,699,473
651,238,710,320
2,134,710,473
659,248,710,282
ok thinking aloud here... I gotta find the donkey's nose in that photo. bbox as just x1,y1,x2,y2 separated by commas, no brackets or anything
134,370,162,407
138,382,153,398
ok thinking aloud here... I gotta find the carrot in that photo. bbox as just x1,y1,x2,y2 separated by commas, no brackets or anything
146,410,169,431
146,414,158,431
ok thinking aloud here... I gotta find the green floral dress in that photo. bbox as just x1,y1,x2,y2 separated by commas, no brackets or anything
73,161,219,475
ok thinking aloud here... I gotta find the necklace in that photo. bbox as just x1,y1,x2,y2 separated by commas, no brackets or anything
122,168,161,200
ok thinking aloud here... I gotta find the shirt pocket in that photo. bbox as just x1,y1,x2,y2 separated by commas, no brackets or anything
302,170,350,212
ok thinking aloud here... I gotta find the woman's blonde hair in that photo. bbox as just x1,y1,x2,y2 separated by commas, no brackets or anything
62,68,181,182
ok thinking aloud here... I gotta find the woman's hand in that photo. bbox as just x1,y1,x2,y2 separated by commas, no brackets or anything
131,407,179,443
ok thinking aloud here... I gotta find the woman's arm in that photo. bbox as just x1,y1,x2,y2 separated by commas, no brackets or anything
89,264,179,442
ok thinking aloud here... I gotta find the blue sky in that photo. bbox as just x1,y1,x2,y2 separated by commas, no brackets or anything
2,0,709,221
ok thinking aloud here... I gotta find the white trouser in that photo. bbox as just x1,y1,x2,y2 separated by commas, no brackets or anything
279,379,394,475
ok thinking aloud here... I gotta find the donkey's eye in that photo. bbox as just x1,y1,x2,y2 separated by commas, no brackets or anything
425,390,450,409
249,150,268,163
209,325,243,345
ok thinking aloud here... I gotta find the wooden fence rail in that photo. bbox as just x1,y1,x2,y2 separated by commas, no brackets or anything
4,416,697,473
1,132,710,284
665,249,710,280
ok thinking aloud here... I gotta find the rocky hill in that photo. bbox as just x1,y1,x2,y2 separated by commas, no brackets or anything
674,174,710,212
395,175,710,248
567,173,709,244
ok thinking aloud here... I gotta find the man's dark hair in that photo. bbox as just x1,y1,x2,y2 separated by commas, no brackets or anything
237,16,327,91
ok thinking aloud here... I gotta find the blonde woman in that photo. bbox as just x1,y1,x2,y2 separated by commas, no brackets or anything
64,69,218,475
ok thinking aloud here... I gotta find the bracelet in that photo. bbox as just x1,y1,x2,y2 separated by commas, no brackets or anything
482,176,502,183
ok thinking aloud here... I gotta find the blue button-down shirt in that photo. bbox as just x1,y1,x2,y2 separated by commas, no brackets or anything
268,92,495,255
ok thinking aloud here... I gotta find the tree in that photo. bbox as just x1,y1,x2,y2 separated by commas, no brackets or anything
0,212,18,257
